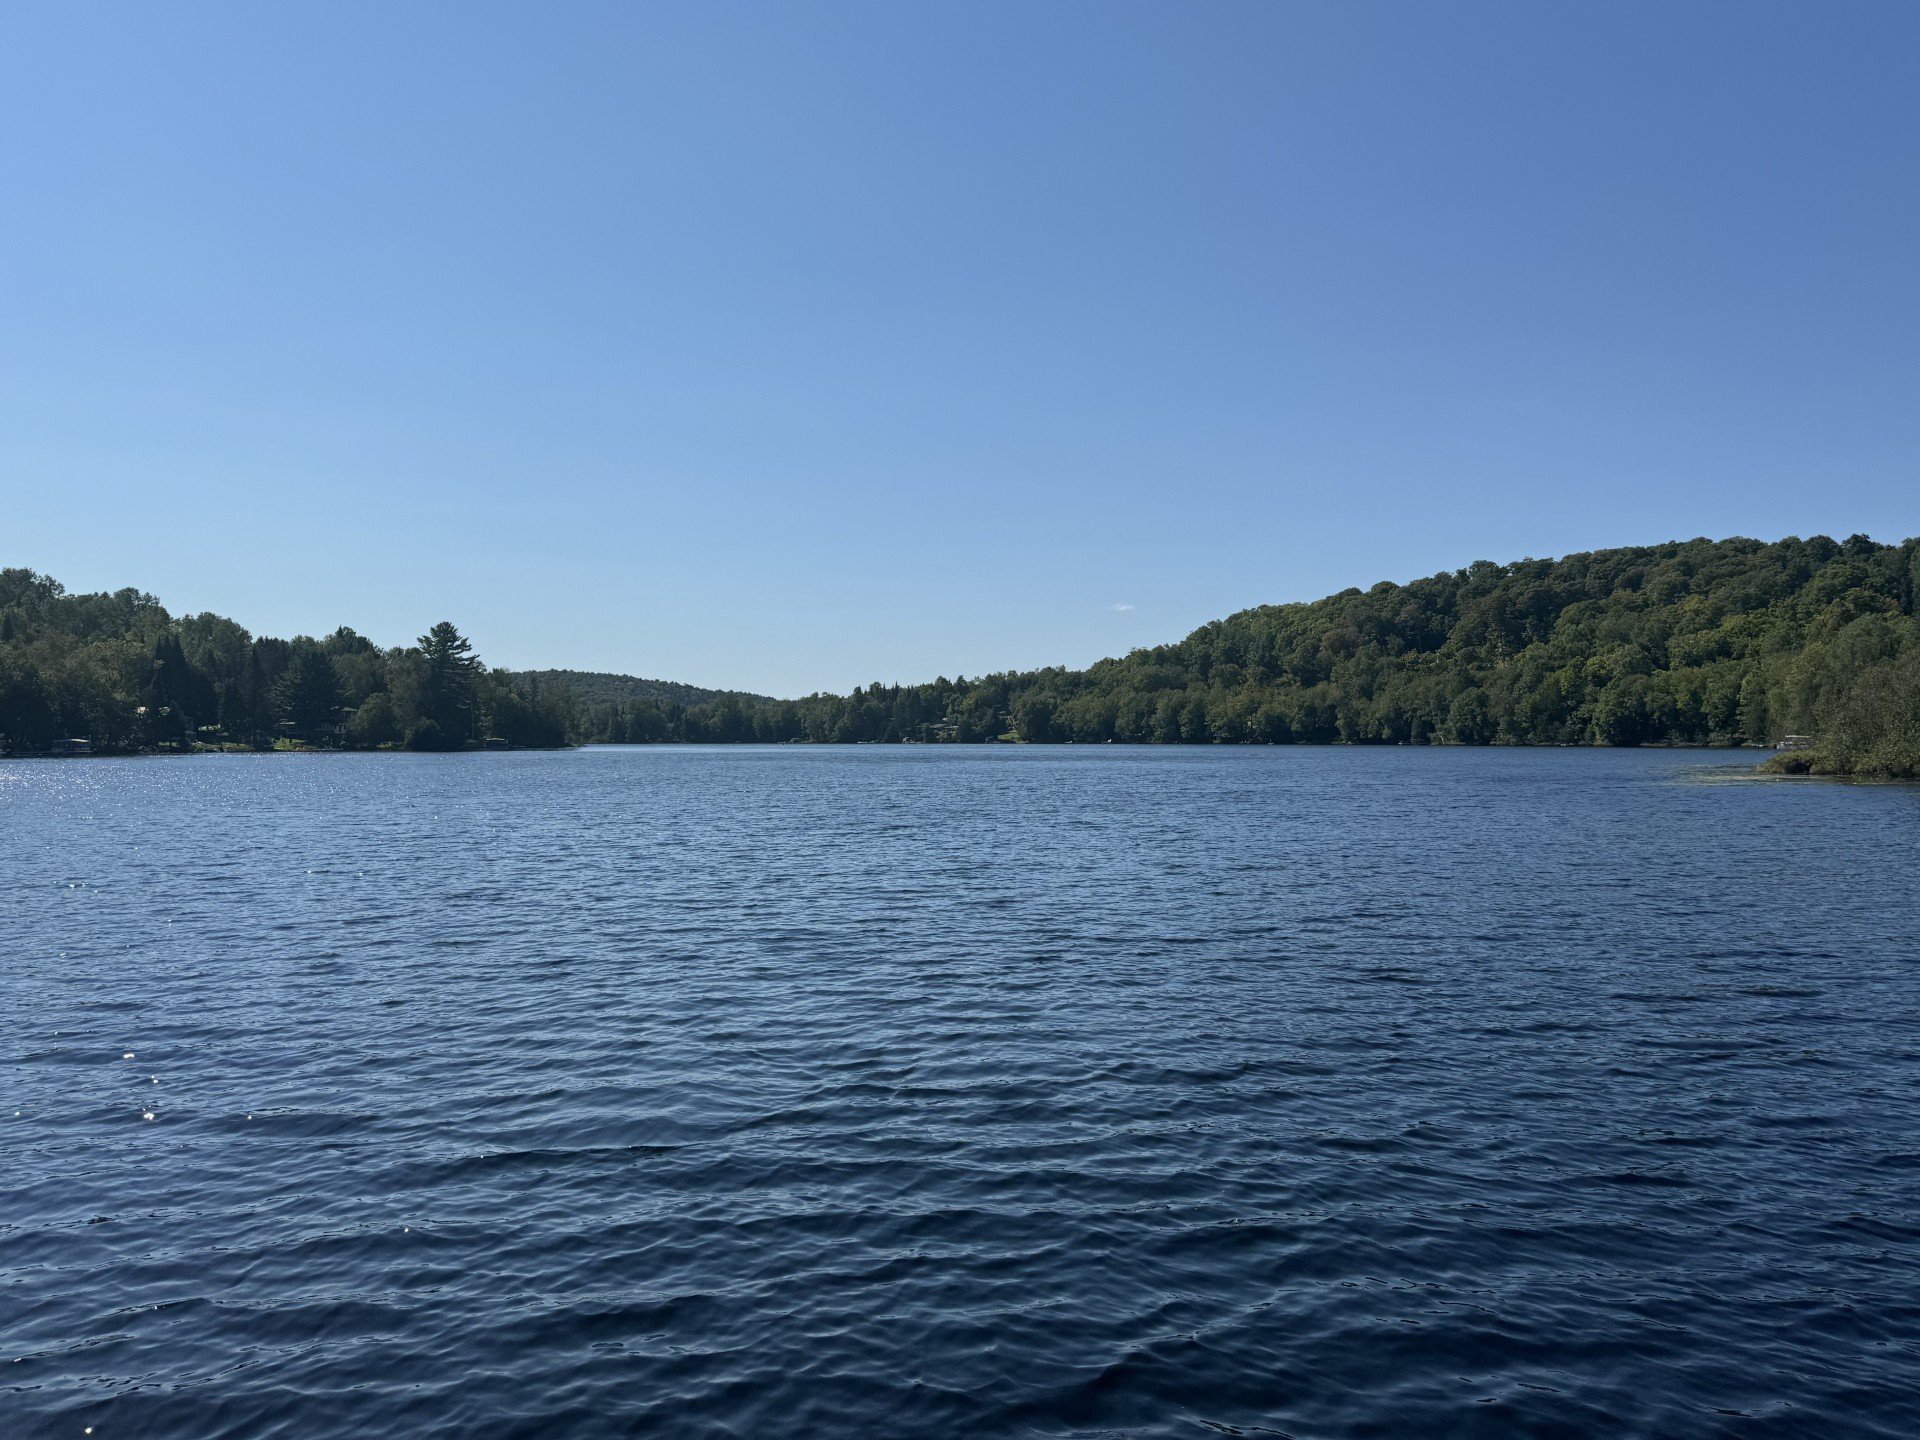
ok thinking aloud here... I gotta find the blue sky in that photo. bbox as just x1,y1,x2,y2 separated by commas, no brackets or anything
2,3,1915,696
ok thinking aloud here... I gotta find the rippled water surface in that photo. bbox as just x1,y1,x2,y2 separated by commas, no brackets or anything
4,746,1919,1438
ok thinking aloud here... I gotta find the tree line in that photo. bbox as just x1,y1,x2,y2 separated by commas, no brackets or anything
575,535,1920,776
501,668,765,712
0,569,572,753
3,535,1916,776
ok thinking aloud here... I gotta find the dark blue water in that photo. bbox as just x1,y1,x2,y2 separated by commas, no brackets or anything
4,747,1918,1438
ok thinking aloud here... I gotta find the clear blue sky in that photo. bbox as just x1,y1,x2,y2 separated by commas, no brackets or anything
2,3,1915,696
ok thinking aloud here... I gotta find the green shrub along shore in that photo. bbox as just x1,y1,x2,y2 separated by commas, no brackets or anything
1759,662,1920,780
3,534,1917,777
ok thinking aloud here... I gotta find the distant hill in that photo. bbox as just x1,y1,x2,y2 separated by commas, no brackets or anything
5,537,1916,777
500,669,770,711
570,533,1920,775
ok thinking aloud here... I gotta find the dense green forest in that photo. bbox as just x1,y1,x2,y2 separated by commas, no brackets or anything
3,535,1917,775
498,669,766,712
574,535,1918,775
0,568,574,753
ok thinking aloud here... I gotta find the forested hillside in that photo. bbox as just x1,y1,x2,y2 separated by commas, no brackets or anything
5,535,1917,775
0,569,573,753
578,534,1919,774
500,669,765,712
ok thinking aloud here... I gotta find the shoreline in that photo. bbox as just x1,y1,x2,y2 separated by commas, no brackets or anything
4,739,1779,760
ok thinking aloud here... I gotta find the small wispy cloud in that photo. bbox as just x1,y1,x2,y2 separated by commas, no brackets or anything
1110,601,1135,612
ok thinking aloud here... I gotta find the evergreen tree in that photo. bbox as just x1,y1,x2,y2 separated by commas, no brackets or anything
418,621,480,747
276,643,344,742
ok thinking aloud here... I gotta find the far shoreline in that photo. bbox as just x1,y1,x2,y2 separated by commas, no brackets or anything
22,740,1916,783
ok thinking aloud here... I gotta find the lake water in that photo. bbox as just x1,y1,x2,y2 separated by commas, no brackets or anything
3,746,1918,1438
